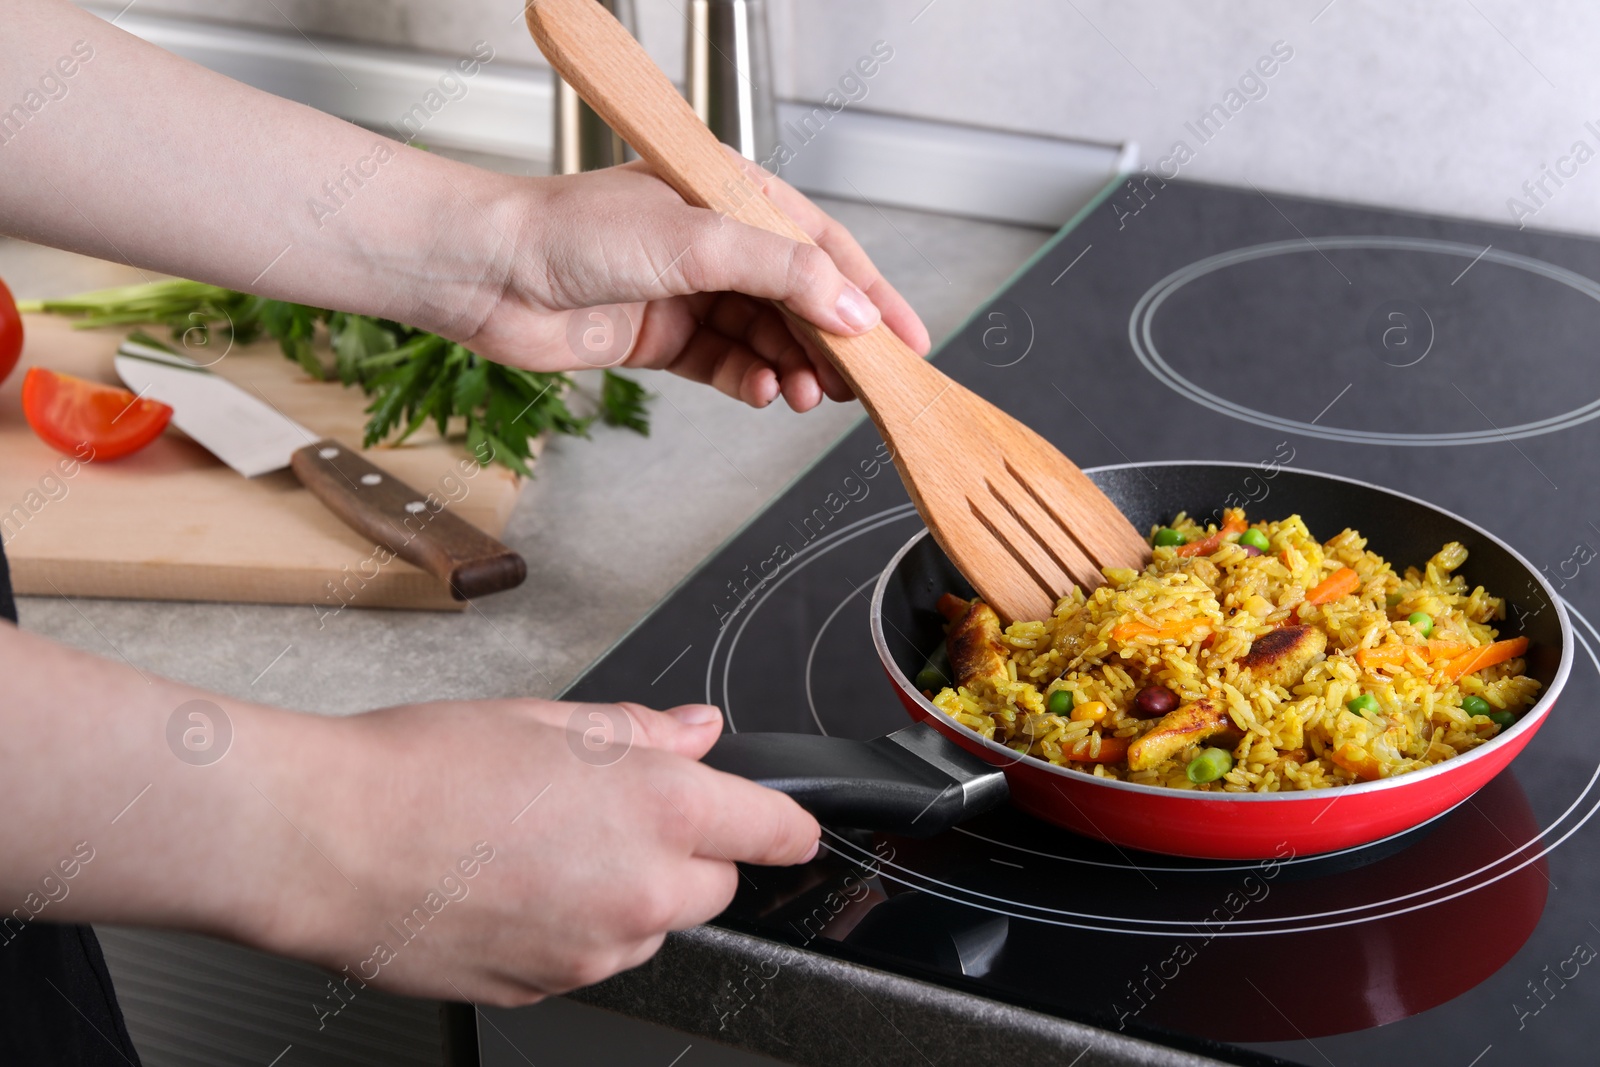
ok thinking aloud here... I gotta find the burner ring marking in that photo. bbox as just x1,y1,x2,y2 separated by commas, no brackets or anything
1128,236,1600,446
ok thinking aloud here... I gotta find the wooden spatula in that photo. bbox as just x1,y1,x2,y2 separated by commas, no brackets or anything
525,0,1150,623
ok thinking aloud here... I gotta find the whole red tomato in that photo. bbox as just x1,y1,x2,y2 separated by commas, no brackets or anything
0,277,20,386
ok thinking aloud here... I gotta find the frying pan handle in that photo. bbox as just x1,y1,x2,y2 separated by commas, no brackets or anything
703,722,1009,838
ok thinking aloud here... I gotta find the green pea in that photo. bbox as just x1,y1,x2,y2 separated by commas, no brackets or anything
1046,688,1075,716
1461,695,1492,717
1238,528,1271,553
915,666,948,691
1489,710,1516,729
1187,747,1235,784
1347,693,1379,716
1407,611,1434,638
1385,591,1405,609
1153,527,1186,547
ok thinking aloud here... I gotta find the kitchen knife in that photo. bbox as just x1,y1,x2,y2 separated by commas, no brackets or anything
114,340,526,601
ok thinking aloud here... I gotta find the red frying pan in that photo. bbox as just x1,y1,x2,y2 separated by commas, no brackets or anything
707,463,1571,859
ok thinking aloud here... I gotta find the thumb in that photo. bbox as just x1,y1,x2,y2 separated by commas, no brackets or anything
656,208,883,337
611,701,725,760
517,700,725,761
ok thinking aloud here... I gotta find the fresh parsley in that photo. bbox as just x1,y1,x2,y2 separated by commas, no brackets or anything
21,280,651,476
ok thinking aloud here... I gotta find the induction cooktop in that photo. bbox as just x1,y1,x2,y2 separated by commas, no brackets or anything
561,177,1600,1065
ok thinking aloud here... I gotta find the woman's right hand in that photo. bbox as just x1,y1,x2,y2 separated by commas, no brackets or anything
240,696,817,1006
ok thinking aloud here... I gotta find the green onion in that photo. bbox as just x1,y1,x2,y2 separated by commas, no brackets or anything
21,280,651,475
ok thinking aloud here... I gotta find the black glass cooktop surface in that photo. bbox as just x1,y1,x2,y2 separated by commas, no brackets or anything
563,178,1600,1065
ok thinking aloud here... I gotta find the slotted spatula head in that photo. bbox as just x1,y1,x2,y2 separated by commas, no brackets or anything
525,0,1151,623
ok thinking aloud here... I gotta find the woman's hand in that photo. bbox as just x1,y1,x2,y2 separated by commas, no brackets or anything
454,161,932,412
0,621,814,1007
247,696,816,1005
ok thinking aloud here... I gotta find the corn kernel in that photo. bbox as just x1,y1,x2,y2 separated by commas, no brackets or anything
1070,700,1107,724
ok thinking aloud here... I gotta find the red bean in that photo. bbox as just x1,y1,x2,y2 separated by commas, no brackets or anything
1241,544,1262,557
1134,684,1179,718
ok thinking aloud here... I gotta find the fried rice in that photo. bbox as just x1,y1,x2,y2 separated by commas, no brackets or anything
927,508,1541,792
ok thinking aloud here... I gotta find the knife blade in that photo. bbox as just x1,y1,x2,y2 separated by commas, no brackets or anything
115,341,526,601
115,340,315,478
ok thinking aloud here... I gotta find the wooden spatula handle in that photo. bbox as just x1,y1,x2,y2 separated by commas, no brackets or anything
290,439,526,601
524,0,942,424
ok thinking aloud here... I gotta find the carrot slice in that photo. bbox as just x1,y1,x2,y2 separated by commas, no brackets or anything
1061,734,1129,763
1442,637,1529,681
1330,743,1384,781
1305,566,1361,606
1355,640,1471,671
1111,617,1212,643
1176,512,1248,557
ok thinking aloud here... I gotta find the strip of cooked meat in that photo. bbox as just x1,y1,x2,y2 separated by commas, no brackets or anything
1127,697,1231,771
940,596,1010,691
1237,624,1327,689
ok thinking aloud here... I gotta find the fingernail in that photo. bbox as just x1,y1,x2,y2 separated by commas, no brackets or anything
834,284,881,332
667,704,723,726
800,839,820,864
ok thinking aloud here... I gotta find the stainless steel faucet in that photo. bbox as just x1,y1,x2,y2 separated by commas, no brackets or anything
552,0,636,173
686,0,778,165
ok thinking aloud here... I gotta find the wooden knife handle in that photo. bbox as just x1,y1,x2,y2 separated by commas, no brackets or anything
523,0,944,426
289,440,526,601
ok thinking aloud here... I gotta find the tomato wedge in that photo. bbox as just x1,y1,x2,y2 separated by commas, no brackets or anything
0,277,21,386
21,367,173,461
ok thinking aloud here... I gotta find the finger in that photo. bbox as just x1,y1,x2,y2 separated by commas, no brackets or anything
780,316,856,403
613,931,670,975
664,858,741,930
706,296,826,412
643,206,883,338
662,765,821,866
768,333,824,413
756,170,933,356
616,702,726,760
515,701,726,761
638,294,835,411
700,296,785,408
670,326,782,408
700,296,849,412
710,345,778,409
745,309,825,412
441,974,547,1009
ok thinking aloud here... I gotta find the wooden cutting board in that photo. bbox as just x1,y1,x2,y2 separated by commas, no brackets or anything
0,315,527,611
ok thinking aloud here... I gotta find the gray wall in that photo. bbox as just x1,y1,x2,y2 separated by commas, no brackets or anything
101,0,1600,237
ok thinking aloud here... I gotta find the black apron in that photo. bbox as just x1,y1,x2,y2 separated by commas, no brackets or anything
0,540,142,1064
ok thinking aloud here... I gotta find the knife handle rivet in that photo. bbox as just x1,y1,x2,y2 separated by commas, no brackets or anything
404,501,426,514
360,473,382,486
318,447,340,460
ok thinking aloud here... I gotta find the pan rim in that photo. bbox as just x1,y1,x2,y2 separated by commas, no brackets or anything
869,459,1574,804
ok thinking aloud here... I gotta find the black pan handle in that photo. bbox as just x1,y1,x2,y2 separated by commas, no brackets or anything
702,722,1009,838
